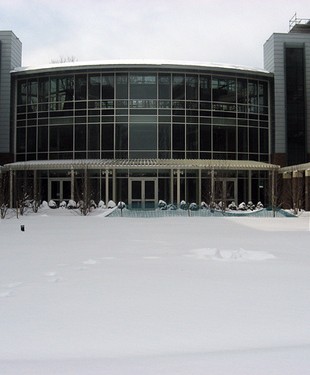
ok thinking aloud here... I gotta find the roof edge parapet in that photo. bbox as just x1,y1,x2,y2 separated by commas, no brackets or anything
11,59,271,75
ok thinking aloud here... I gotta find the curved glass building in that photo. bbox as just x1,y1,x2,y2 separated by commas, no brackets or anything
8,61,276,208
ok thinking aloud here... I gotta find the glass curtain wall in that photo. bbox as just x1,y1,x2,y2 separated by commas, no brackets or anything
15,69,270,163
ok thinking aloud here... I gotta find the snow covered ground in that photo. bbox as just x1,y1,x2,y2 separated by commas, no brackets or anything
0,208,310,374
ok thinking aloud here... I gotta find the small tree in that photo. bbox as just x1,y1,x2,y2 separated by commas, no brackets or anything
0,204,8,219
0,171,9,218
50,56,78,64
75,169,97,216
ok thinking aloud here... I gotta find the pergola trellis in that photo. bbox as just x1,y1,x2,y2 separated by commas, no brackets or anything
1,159,280,208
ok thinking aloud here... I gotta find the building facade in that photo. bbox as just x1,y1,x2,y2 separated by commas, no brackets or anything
264,16,310,210
1,17,310,210
4,62,275,208
264,16,310,167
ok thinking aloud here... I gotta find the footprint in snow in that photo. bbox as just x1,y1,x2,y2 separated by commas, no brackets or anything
2,282,23,289
48,277,63,283
45,272,57,277
83,259,98,265
45,272,63,283
0,290,13,298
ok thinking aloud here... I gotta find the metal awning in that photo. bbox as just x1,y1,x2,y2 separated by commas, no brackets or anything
3,159,280,171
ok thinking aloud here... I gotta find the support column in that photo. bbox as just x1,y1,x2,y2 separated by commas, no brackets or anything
170,169,174,204
70,168,75,201
112,169,116,203
176,169,181,206
271,169,275,216
10,169,13,208
105,169,109,206
211,169,215,203
198,169,202,204
305,170,310,211
33,170,37,200
248,170,252,203
292,170,303,212
84,168,88,202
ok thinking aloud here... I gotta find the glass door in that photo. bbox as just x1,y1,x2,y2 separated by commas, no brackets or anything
49,178,71,204
214,178,237,207
129,178,157,209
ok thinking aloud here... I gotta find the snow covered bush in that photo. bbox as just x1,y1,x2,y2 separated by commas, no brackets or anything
167,204,177,210
31,199,39,213
158,200,167,210
200,201,209,209
228,201,237,210
238,202,247,211
247,201,255,210
107,200,116,208
256,201,264,209
89,200,97,209
40,201,48,208
59,201,67,208
98,200,106,209
67,200,77,209
48,200,57,209
118,201,126,210
189,202,199,211
180,200,188,210
218,201,224,210
77,200,85,215
209,201,216,211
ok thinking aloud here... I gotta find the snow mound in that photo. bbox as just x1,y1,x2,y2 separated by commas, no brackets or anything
188,248,276,261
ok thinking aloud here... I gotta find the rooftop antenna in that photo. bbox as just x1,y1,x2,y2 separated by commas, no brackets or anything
289,13,310,31
289,13,298,31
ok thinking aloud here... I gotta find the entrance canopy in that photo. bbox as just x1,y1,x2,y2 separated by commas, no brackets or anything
2,159,280,171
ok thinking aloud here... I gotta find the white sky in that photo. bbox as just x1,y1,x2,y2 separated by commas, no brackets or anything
1,0,310,69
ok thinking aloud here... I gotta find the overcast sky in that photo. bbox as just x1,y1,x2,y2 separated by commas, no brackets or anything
1,0,310,69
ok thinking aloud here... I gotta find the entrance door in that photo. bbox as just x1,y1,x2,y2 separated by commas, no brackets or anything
214,178,237,207
129,178,157,209
49,179,71,204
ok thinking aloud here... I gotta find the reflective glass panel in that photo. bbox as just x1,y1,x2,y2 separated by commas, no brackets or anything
248,81,258,106
212,77,236,102
116,123,128,150
88,76,101,100
186,75,198,100
27,127,36,153
200,75,211,101
237,79,247,103
173,123,185,150
102,74,114,99
88,124,100,150
159,124,171,151
75,75,87,100
130,74,157,99
17,81,27,105
159,74,171,99
130,123,157,150
49,125,73,151
116,74,128,99
102,124,114,150
172,75,185,100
